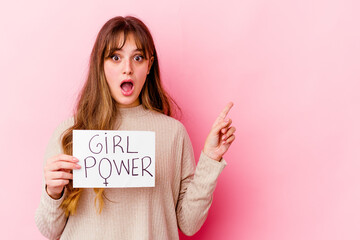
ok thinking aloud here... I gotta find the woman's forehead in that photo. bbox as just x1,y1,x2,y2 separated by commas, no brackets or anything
108,31,144,52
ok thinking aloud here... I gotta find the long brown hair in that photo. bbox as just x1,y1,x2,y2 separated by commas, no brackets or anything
60,16,180,216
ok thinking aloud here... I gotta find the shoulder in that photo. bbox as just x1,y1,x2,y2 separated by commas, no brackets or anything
147,110,188,136
44,116,74,160
51,116,74,141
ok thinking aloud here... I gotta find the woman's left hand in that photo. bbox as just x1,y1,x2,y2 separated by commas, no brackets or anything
203,102,236,161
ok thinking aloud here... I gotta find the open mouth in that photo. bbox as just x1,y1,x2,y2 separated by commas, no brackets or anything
120,80,134,96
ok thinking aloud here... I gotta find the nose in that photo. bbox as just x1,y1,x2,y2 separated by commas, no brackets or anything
122,58,133,75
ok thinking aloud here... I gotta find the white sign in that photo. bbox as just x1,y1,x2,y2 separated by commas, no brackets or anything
73,130,155,188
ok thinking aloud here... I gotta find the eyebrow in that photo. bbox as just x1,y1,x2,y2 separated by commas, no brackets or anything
107,47,147,59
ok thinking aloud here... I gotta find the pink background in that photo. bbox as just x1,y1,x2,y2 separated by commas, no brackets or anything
1,0,359,239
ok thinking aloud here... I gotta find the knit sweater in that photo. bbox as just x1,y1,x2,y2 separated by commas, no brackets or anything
35,104,227,240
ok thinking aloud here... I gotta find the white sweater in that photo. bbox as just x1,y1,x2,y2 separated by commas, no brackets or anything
35,104,226,240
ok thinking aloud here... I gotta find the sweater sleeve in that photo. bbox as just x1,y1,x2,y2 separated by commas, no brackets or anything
176,125,227,236
35,118,73,240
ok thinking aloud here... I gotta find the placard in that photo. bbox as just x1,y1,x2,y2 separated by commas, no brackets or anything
73,130,155,188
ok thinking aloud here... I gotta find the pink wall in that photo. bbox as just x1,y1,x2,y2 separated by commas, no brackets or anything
1,0,359,239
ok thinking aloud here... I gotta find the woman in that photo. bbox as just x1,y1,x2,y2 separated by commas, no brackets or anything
35,16,235,239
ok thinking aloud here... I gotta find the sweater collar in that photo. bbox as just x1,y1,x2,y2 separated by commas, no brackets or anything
117,104,149,118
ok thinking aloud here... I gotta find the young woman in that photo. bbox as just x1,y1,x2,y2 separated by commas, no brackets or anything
35,16,235,239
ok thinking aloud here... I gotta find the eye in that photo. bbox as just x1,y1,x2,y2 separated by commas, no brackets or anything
110,54,120,61
134,55,144,62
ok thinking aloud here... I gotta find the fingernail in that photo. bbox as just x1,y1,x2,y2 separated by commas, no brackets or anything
76,164,81,169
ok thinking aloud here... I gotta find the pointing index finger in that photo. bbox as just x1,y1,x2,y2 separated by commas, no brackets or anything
218,102,234,120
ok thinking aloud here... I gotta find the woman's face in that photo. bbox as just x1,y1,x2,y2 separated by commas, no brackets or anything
104,33,153,108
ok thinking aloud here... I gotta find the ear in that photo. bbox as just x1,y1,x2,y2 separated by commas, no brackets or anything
147,56,154,74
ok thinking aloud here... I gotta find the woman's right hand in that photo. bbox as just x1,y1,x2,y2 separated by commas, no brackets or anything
44,154,81,199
